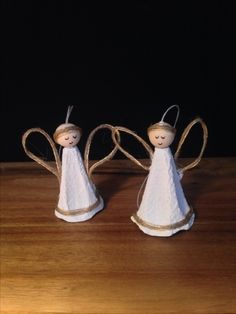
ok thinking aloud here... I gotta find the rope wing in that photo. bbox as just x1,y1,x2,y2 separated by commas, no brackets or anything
22,128,61,183
174,118,208,173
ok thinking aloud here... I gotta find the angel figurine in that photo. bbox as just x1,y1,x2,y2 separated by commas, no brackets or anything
22,106,118,222
112,105,208,236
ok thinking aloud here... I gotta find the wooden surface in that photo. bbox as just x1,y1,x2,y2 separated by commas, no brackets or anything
1,158,236,314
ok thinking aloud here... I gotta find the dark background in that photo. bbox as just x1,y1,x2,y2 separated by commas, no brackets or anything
1,1,235,161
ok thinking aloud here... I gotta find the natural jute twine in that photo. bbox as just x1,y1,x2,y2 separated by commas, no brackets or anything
132,207,194,231
22,124,121,183
22,128,62,183
174,117,208,173
111,118,208,173
22,118,208,186
111,126,154,171
84,124,121,178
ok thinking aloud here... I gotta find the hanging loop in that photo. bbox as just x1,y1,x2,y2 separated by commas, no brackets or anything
161,104,180,128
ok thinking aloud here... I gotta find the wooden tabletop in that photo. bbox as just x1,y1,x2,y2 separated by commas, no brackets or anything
1,158,236,314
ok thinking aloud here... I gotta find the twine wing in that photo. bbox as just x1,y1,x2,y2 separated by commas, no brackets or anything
22,128,62,183
174,118,208,173
112,126,153,171
84,124,120,178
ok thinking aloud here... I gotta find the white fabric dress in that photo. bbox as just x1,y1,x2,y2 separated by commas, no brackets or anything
131,147,194,236
55,146,103,222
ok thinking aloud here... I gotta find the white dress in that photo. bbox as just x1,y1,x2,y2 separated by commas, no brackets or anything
55,146,103,222
131,147,194,236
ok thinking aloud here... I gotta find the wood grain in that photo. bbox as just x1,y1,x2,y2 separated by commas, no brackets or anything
1,158,236,313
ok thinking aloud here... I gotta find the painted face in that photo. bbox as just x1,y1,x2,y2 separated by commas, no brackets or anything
148,128,175,148
56,130,81,148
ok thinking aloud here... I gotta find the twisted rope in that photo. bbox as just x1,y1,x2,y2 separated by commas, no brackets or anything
174,117,208,173
84,124,121,178
22,128,61,183
111,126,153,171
